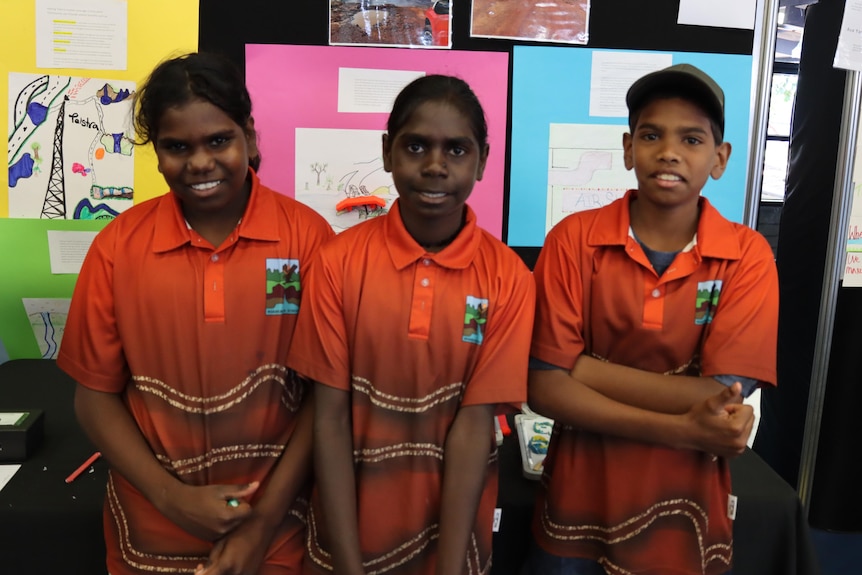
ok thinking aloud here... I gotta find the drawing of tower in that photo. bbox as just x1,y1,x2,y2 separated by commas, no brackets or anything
41,96,68,219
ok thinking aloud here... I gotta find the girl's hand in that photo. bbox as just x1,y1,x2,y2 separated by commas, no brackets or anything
194,513,276,575
156,481,259,541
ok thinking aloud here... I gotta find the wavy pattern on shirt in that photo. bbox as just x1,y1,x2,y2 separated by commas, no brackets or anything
353,442,499,466
305,374,498,575
132,363,302,414
351,375,464,413
107,472,309,573
539,498,732,574
155,443,286,475
307,505,491,575
107,471,208,572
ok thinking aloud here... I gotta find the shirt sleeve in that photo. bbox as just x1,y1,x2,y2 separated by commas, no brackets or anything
713,374,759,398
286,244,351,391
529,357,568,371
56,223,131,392
530,223,586,371
700,231,778,386
460,263,535,408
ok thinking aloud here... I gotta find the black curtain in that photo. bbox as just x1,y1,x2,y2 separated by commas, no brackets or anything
755,0,862,531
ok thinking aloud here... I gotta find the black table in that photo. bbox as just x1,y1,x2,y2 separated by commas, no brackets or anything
0,360,821,575
0,358,108,575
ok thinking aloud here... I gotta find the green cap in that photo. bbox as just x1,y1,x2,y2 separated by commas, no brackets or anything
626,63,725,134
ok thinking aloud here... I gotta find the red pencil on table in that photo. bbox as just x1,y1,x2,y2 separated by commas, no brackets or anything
65,451,102,484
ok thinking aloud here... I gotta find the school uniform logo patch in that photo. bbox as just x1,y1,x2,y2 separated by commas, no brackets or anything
265,258,301,315
463,296,489,345
695,280,723,325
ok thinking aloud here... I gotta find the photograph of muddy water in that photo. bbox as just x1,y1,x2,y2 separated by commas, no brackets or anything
330,0,429,46
329,0,588,46
471,0,588,43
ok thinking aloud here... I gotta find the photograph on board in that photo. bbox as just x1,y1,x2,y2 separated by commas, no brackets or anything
330,0,452,48
471,0,590,45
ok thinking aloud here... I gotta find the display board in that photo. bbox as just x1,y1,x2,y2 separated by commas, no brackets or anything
508,47,753,247
1,0,760,359
199,0,758,266
246,44,510,237
0,0,199,360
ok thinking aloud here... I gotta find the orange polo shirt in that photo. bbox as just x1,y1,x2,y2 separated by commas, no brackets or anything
57,170,334,575
288,200,535,575
531,191,778,575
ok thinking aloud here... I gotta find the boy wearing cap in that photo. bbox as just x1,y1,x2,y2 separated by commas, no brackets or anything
527,64,778,574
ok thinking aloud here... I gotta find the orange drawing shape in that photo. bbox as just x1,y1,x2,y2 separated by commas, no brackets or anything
336,196,386,212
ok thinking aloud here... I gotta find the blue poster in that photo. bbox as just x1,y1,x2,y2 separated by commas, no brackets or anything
508,46,754,247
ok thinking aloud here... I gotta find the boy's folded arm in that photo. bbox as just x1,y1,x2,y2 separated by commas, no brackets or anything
528,369,752,457
570,355,742,415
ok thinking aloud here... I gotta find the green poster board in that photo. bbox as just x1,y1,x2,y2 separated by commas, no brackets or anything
0,218,108,360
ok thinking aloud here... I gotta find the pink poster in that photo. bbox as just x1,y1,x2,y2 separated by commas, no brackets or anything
246,44,509,238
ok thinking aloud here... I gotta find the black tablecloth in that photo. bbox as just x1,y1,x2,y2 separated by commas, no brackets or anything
0,358,108,575
0,360,821,575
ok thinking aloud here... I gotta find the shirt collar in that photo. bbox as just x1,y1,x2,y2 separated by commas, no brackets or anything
693,195,742,260
152,168,280,253
385,199,482,270
587,190,742,261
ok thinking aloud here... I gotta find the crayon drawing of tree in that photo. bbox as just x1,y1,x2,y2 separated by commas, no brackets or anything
311,162,328,185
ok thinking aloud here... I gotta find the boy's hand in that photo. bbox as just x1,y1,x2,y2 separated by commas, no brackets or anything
155,481,259,541
683,383,753,458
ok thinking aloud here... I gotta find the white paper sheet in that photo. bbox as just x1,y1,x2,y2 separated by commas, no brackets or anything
835,0,862,71
678,0,756,30
844,112,862,286
22,298,71,360
337,68,425,114
589,51,673,118
35,0,128,70
0,465,21,492
47,230,97,274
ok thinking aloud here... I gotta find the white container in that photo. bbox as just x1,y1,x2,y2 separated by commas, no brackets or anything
514,413,553,480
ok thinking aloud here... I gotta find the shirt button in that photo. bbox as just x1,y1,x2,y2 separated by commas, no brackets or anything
423,259,431,266
651,288,661,298
421,278,430,287
211,254,219,262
